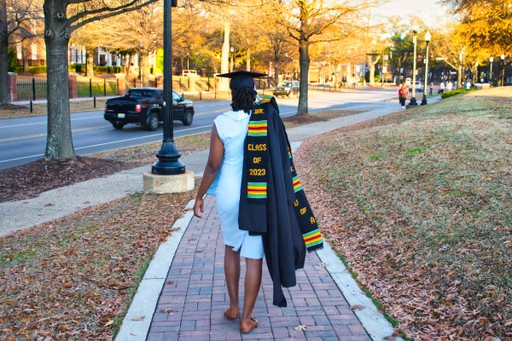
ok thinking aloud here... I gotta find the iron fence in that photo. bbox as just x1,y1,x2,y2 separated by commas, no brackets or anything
16,78,118,101
16,78,47,101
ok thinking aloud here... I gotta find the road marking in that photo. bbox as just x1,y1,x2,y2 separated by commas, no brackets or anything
74,125,211,151
0,153,43,164
0,114,104,129
0,125,112,142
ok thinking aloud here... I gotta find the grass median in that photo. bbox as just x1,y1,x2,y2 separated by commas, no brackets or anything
296,87,512,339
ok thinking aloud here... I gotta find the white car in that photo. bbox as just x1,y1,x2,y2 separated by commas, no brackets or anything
410,81,424,92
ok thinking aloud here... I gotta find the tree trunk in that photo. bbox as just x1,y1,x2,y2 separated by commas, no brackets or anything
297,38,309,115
86,49,94,77
457,64,462,88
22,41,30,73
0,0,10,105
246,46,251,71
368,55,381,86
219,21,230,91
124,54,131,76
44,0,75,161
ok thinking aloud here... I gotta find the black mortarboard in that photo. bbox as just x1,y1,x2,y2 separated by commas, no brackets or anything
217,70,267,90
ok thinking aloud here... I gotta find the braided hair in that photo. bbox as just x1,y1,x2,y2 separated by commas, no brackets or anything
231,87,256,114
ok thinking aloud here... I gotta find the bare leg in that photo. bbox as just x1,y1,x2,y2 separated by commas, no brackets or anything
241,257,262,322
224,245,241,316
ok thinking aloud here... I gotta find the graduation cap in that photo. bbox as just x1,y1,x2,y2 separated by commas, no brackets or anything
217,70,267,90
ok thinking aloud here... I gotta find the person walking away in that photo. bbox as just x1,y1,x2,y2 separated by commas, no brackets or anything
439,81,445,94
193,70,323,334
398,82,409,108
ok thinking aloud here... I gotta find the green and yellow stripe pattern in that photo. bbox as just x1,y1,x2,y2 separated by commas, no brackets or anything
303,229,323,249
248,120,267,137
248,182,267,199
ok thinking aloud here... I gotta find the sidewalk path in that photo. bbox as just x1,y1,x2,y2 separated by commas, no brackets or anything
144,196,372,341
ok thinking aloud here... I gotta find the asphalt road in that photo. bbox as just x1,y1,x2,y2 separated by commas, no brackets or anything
0,88,396,170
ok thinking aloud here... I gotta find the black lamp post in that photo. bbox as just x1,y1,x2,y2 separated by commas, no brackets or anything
151,0,185,175
421,32,431,105
489,56,494,83
230,46,234,72
409,30,418,106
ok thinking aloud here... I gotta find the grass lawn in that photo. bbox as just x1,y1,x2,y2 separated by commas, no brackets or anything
296,87,512,339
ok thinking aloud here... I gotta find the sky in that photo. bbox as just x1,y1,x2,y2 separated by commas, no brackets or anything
376,0,453,28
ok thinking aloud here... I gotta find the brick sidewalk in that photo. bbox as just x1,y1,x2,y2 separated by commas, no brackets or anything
146,196,370,341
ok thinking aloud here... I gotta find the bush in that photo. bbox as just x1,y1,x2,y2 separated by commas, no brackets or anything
441,88,470,99
69,64,86,73
13,66,46,74
20,66,46,75
8,48,17,72
93,66,124,74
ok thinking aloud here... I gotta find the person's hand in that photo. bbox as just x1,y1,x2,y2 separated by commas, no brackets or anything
193,197,204,218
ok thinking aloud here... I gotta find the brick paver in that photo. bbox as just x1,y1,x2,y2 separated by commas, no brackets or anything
147,196,370,341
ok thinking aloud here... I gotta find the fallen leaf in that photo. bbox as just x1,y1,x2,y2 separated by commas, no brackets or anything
294,324,307,331
104,320,114,326
131,316,145,321
351,304,366,311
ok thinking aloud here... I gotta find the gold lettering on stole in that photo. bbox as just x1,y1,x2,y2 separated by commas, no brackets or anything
253,157,262,164
310,217,316,224
300,207,307,215
248,144,267,151
294,199,299,207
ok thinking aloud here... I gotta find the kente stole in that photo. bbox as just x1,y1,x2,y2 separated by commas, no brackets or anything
243,95,323,252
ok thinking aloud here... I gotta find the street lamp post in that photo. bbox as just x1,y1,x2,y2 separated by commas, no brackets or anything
421,32,431,105
501,54,505,86
489,57,494,83
230,46,234,72
151,0,185,175
409,30,418,106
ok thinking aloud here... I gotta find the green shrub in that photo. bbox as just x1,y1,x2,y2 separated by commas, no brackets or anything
93,66,123,74
8,48,17,72
27,66,47,74
441,88,470,99
69,64,86,73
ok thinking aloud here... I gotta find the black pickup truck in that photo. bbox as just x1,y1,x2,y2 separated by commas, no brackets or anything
104,88,194,131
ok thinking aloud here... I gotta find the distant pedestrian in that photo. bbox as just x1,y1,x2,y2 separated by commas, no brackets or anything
439,81,445,94
429,83,433,96
398,82,409,108
446,81,453,91
466,80,471,90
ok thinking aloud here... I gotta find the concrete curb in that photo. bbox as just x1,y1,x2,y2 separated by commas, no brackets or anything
114,200,195,341
317,243,401,340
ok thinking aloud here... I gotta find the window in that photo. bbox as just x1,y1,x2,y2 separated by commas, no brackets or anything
31,44,38,60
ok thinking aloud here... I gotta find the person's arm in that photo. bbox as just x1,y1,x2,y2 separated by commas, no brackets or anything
193,124,224,218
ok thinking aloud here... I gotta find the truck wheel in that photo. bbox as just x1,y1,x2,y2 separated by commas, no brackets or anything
112,122,124,130
146,113,159,131
182,110,193,126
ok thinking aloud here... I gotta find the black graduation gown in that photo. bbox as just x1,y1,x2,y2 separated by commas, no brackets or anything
238,100,306,307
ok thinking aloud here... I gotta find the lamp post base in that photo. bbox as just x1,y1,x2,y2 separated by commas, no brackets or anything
408,97,418,106
420,94,428,105
151,141,185,175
